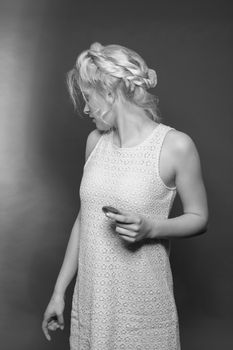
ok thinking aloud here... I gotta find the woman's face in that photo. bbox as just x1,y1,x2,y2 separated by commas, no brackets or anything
81,88,113,131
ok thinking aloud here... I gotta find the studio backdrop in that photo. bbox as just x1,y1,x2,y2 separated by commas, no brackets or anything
0,1,233,349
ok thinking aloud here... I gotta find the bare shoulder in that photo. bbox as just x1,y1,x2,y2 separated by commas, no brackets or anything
85,129,104,162
165,128,201,167
166,129,197,152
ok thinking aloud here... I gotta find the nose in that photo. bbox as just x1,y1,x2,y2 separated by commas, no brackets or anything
84,103,90,115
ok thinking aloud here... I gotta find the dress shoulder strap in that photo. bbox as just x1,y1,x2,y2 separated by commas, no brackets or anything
156,124,176,154
153,123,176,191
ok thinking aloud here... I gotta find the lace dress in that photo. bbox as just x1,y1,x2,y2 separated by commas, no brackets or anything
69,122,181,350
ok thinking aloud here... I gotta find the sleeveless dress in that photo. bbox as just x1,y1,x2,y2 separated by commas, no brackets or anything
70,122,181,350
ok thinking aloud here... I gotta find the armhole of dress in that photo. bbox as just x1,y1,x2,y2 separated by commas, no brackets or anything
83,133,104,169
157,127,177,191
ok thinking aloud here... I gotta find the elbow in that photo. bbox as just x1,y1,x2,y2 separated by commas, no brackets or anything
200,225,208,235
199,215,209,235
191,212,209,237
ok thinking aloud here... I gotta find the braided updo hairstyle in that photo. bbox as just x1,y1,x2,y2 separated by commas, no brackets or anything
66,42,161,122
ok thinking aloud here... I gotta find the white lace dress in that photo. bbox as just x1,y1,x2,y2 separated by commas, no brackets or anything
69,122,181,350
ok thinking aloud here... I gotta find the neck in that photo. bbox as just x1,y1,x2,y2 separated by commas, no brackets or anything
111,104,156,148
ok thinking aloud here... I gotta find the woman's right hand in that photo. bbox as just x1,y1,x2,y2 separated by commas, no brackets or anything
42,293,65,341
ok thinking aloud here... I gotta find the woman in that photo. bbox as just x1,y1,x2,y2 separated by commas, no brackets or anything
42,42,209,349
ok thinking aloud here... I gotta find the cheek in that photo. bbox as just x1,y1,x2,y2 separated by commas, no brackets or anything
90,100,102,113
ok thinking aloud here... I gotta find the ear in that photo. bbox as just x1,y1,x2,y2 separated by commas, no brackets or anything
106,90,115,104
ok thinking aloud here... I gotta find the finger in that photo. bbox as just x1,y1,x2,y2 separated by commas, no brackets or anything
48,319,57,327
116,222,138,231
57,314,64,330
48,323,59,331
119,234,136,242
115,208,131,216
42,319,51,341
107,212,133,224
48,319,56,325
115,226,136,237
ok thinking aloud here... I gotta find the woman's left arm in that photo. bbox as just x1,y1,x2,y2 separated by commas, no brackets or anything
148,131,209,239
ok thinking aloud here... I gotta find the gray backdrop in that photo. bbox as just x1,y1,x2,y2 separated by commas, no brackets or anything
0,0,233,349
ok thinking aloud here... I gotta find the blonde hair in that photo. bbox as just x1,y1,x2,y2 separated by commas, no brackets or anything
66,42,162,122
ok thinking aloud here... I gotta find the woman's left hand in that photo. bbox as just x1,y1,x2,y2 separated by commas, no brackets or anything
106,209,152,243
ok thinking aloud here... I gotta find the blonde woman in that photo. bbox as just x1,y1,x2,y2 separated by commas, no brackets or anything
42,42,209,349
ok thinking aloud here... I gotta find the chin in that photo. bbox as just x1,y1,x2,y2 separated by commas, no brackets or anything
96,122,111,132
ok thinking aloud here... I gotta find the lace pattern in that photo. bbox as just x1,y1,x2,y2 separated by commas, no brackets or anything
70,123,181,349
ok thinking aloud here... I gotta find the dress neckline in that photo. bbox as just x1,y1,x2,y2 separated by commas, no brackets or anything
110,123,162,150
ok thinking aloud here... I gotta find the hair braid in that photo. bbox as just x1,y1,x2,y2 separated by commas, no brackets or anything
66,42,162,122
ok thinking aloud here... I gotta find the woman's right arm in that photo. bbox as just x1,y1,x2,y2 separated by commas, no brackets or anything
42,210,81,341
42,128,102,340
52,210,81,299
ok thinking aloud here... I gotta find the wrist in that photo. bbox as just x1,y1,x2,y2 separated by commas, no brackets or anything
52,289,66,301
147,218,164,239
